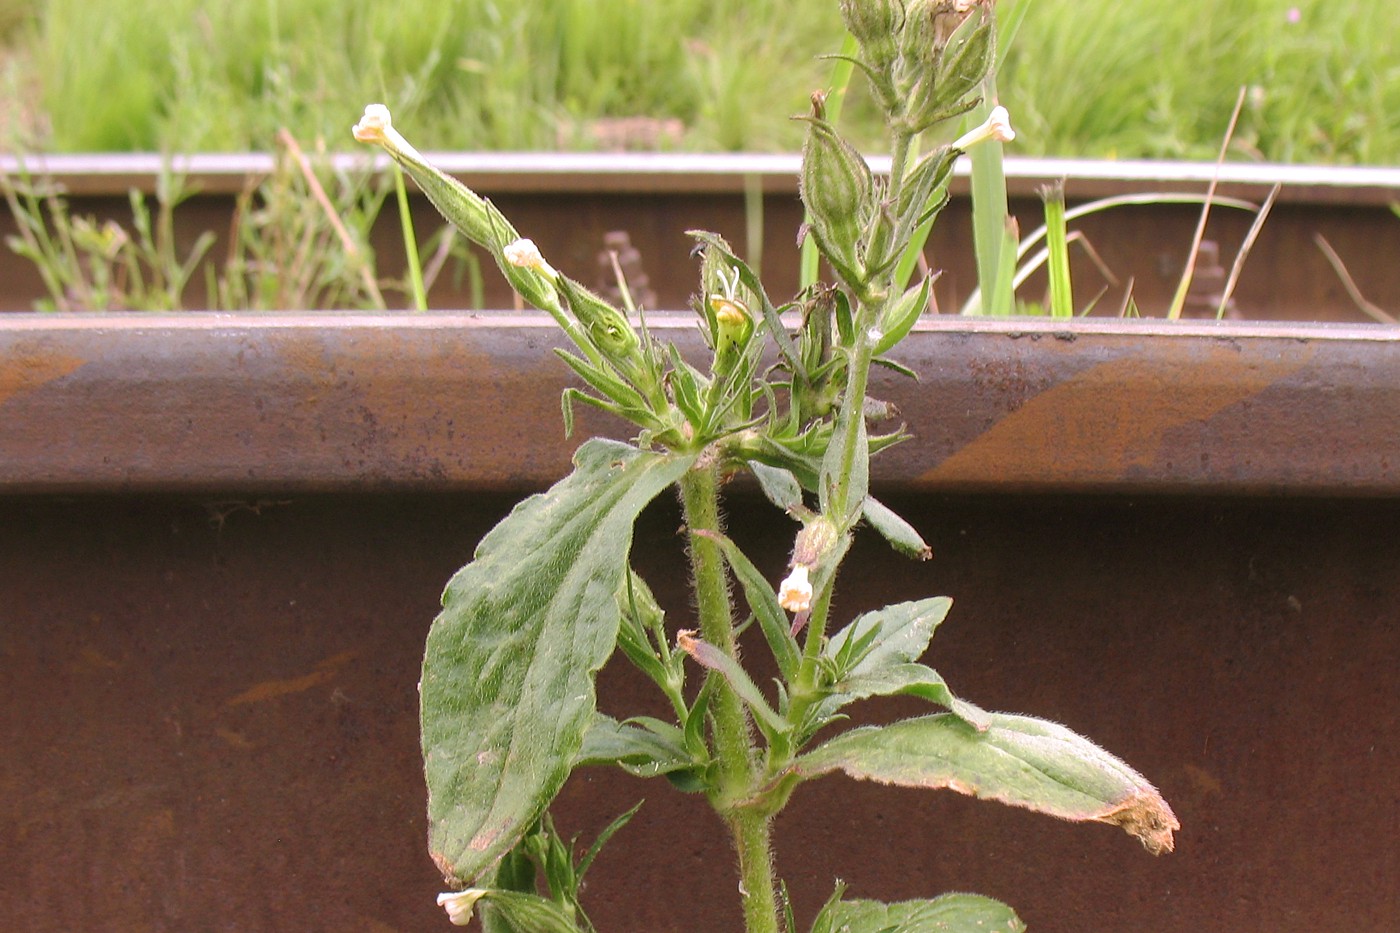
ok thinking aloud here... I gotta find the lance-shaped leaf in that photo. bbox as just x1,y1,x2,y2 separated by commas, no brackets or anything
576,714,695,780
862,495,932,560
470,889,586,933
677,630,789,738
748,460,805,514
697,529,801,682
825,597,952,678
422,439,694,884
811,892,1024,933
795,712,1179,855
815,662,991,733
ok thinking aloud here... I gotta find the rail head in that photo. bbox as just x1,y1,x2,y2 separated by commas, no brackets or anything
4,152,1398,205
2,312,1397,496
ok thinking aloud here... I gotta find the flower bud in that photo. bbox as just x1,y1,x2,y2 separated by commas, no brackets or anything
839,0,904,67
901,4,995,132
352,105,497,247
709,294,754,377
798,103,874,281
554,276,642,361
793,515,841,568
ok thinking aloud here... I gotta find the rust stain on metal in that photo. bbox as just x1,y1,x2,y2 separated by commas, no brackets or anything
223,650,355,707
0,341,85,406
268,328,521,483
925,344,1312,485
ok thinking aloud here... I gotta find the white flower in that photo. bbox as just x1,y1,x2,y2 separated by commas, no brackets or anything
437,889,487,926
986,105,1016,143
778,564,813,613
502,238,557,278
352,104,394,145
952,105,1016,151
351,103,426,163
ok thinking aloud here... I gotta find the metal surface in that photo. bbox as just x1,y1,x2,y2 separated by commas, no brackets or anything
2,314,1398,496
6,151,1400,204
1,490,1396,931
3,156,1400,320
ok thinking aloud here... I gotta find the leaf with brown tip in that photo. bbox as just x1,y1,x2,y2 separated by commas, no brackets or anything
795,711,1178,854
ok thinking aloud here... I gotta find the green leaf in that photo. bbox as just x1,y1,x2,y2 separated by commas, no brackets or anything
862,496,932,561
748,460,805,514
422,439,695,884
874,275,932,357
825,597,952,678
553,348,649,415
796,712,1180,855
819,662,991,733
576,714,694,779
819,393,868,524
1041,181,1074,318
678,631,789,740
576,799,644,880
812,892,1024,933
699,530,801,682
475,889,586,933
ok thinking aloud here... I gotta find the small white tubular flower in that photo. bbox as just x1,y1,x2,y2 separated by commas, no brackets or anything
503,238,559,279
351,103,425,162
352,104,393,144
437,889,487,926
778,564,813,613
952,105,1016,151
986,105,1016,143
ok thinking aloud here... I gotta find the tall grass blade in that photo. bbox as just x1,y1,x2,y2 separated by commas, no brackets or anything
1314,234,1397,324
393,162,427,312
967,81,1014,315
1216,183,1279,319
1166,87,1246,320
1040,182,1072,318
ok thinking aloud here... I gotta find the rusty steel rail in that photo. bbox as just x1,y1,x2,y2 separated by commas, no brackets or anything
2,313,1397,496
5,151,1400,204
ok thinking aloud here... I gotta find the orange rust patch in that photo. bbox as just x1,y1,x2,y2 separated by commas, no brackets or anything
0,342,85,406
1183,763,1225,799
223,650,355,707
925,345,1311,485
215,727,256,749
70,645,123,673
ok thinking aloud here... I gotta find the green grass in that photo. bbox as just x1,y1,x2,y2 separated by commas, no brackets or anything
998,0,1400,164
1,0,1397,162
15,0,844,152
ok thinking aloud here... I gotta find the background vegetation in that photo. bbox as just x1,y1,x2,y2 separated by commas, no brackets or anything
2,0,1396,161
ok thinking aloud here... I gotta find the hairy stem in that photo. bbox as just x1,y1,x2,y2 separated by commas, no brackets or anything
678,463,780,933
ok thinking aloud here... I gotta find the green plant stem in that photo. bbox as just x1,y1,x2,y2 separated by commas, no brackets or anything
825,336,875,528
393,163,428,312
678,464,779,933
